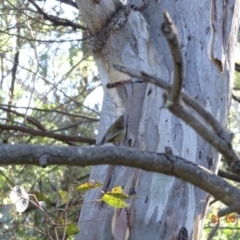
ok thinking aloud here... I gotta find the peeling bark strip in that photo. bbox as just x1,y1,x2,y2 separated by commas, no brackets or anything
106,79,144,88
87,5,131,52
106,79,131,88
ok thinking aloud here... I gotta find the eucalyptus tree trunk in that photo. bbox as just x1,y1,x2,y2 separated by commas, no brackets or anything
75,0,240,239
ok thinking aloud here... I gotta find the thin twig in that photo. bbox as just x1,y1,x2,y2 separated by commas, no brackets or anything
207,222,220,240
0,104,99,120
0,123,95,145
28,0,86,30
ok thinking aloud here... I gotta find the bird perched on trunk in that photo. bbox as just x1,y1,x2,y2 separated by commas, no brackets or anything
97,114,126,208
99,114,126,145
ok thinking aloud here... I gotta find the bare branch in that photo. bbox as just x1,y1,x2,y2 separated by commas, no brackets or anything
114,13,240,173
56,0,78,9
0,123,95,145
0,105,99,121
28,0,86,30
218,170,240,183
218,203,240,217
232,93,240,104
113,65,232,143
0,106,46,131
1,144,240,209
235,62,240,72
161,11,183,105
159,11,240,172
207,222,220,240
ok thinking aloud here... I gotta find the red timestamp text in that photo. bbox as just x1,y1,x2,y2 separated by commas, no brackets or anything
211,214,236,223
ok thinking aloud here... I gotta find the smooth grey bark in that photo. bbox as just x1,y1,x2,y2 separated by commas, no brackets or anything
75,0,240,239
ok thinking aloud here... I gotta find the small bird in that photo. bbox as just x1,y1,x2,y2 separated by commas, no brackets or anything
97,114,126,208
99,115,126,145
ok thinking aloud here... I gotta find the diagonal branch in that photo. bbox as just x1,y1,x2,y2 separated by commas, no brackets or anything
28,0,86,30
112,69,228,168
218,170,240,182
235,62,240,72
159,12,240,172
0,106,46,131
232,93,240,104
113,65,232,143
113,9,240,174
167,100,239,169
56,0,78,9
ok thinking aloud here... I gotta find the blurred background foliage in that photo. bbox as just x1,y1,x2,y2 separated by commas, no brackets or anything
0,0,101,239
0,0,240,239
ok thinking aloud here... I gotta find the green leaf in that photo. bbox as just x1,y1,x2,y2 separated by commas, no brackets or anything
66,223,79,236
102,194,129,209
102,186,130,208
75,181,102,192
58,190,68,205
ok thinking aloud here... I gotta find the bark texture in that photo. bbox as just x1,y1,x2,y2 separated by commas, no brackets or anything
75,0,240,239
